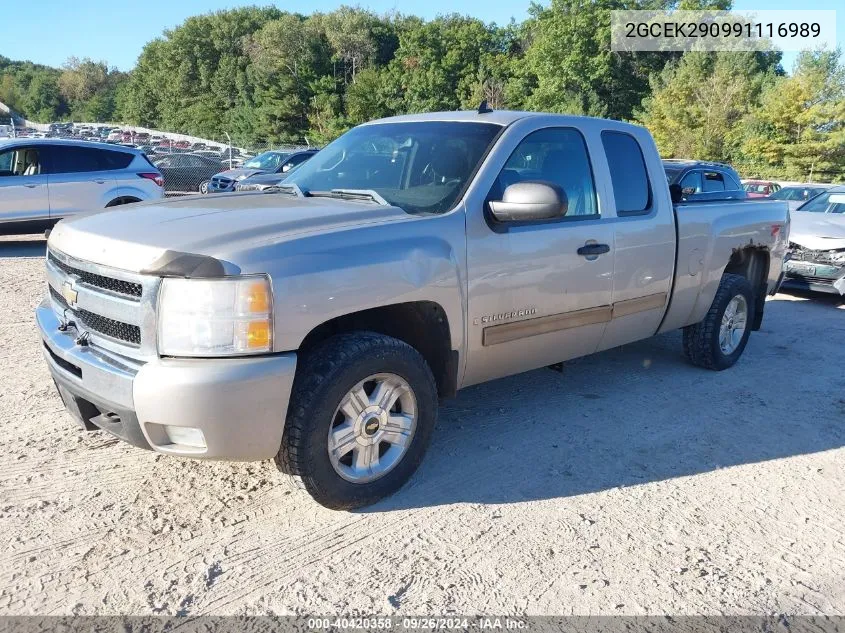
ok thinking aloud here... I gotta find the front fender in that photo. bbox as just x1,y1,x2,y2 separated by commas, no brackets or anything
224,210,468,361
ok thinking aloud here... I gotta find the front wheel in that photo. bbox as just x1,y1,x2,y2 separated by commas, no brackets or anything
683,273,755,370
276,332,438,510
199,180,210,194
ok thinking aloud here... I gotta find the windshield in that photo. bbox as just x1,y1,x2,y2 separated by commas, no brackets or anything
770,186,826,201
244,151,289,170
283,121,502,214
744,183,770,193
798,191,845,213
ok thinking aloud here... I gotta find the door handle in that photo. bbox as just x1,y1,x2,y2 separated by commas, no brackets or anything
24,183,39,188
92,178,106,184
577,243,611,257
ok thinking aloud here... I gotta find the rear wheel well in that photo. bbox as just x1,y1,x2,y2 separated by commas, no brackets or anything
299,302,458,398
105,196,141,207
724,247,769,330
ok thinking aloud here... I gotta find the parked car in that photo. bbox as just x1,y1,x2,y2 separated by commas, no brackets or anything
743,180,781,198
37,109,789,509
150,152,224,193
173,140,191,150
782,186,845,296
662,159,746,202
107,130,123,142
766,184,831,211
235,158,314,191
209,149,318,193
0,138,163,234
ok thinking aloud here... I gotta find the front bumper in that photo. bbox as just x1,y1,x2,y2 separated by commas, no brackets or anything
37,301,297,461
208,179,236,193
782,260,845,296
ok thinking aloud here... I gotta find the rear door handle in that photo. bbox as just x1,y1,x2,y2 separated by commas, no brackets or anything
92,178,106,184
577,243,611,257
24,183,39,188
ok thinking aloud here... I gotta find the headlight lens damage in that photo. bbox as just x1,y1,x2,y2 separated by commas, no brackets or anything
158,276,273,356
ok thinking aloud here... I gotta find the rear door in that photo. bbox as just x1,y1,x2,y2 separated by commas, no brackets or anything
596,130,674,351
0,145,50,224
44,145,117,218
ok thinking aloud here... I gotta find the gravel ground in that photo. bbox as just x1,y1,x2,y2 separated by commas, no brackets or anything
1,234,844,616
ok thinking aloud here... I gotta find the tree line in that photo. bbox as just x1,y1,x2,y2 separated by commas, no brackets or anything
1,1,843,181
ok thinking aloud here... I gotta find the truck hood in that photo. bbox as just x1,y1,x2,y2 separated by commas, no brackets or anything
790,211,845,250
48,193,412,273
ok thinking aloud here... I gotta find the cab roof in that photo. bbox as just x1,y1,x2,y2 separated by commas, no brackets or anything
363,109,647,134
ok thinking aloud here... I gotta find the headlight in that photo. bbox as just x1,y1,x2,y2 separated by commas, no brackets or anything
157,276,273,356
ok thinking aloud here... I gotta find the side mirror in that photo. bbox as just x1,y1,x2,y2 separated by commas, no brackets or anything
489,181,567,222
669,183,684,203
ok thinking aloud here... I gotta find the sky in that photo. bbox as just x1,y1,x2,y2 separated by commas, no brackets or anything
1,0,841,73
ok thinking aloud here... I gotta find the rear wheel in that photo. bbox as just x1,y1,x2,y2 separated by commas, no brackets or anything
199,181,210,194
276,332,438,510
683,273,755,370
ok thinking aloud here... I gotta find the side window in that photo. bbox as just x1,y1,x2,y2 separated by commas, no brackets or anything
283,153,312,172
723,171,742,190
0,148,41,177
97,149,134,170
702,171,726,192
601,131,651,216
679,171,701,195
0,149,16,176
49,146,101,174
492,127,598,218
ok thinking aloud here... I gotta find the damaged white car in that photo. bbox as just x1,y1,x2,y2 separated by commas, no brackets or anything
783,185,845,296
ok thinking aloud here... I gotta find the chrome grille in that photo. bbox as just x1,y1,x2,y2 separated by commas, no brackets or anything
45,247,160,360
50,287,141,345
48,252,142,298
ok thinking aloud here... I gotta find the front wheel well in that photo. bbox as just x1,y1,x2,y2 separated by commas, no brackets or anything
723,247,770,330
299,302,458,398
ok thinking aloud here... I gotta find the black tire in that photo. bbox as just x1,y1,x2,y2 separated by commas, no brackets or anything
199,181,210,194
683,273,755,371
276,332,438,510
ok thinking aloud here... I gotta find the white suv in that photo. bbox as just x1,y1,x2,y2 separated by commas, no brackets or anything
0,139,164,234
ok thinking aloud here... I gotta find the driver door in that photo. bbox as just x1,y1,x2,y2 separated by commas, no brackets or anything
463,127,615,386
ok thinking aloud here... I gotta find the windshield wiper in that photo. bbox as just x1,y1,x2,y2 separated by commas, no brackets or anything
262,183,307,197
307,189,389,205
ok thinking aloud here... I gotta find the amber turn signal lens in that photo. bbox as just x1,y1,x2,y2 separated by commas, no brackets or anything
245,281,271,314
246,320,271,349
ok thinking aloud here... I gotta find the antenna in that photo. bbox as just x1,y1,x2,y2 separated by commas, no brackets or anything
478,100,493,114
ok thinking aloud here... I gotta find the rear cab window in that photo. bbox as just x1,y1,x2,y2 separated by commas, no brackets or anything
601,131,651,216
702,171,726,192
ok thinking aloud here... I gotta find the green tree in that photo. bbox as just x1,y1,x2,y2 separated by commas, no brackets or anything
637,51,779,162
740,49,845,181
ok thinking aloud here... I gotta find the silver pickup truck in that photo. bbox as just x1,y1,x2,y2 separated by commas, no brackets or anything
37,110,790,509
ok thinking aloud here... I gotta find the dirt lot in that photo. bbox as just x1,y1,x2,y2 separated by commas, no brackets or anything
1,234,844,616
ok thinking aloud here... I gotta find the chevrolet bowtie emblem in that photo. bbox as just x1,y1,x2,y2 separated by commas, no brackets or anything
61,281,79,307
